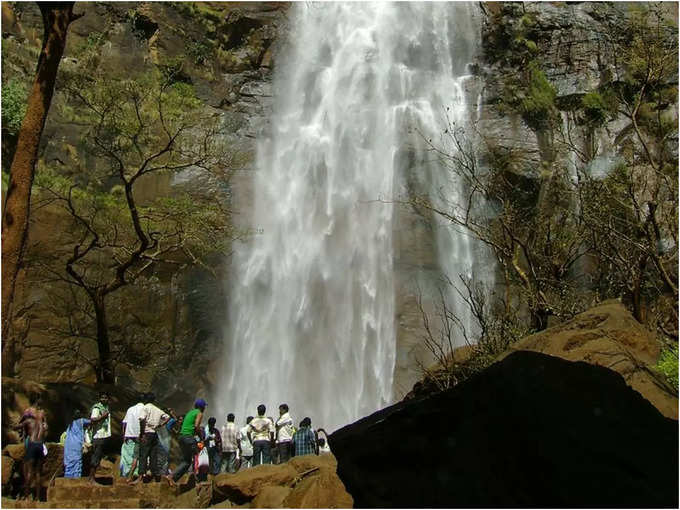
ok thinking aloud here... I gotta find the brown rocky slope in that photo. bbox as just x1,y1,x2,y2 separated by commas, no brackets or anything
499,300,678,419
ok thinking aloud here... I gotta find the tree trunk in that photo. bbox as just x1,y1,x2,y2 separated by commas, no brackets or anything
630,257,648,324
1,3,81,374
93,293,115,384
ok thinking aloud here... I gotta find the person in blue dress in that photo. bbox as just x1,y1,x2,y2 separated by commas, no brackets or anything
63,410,91,478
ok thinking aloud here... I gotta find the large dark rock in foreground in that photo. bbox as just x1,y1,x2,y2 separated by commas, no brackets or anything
330,351,678,508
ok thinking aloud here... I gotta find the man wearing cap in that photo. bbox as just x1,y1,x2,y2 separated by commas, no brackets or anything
166,399,206,486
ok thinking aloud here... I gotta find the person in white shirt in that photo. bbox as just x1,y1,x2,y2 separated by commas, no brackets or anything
275,404,295,464
221,414,238,473
156,411,178,476
204,417,223,475
317,428,331,454
121,401,144,481
318,437,331,454
248,404,274,466
135,393,169,483
238,416,254,469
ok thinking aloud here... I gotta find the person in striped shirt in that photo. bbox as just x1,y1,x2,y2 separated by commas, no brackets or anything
220,414,238,473
292,417,317,457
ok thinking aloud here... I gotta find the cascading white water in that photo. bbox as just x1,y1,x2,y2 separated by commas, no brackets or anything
219,2,481,432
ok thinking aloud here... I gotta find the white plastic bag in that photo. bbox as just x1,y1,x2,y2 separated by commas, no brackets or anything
197,446,210,468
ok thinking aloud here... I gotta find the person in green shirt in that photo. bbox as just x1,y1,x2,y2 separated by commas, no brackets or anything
165,398,206,486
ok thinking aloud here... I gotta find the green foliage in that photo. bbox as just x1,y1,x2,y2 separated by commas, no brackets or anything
2,169,9,192
581,92,609,126
172,2,223,36
1,78,28,136
484,6,539,67
159,56,192,84
42,65,242,269
61,68,204,176
655,346,679,390
173,2,223,23
519,62,557,130
86,31,105,50
187,40,213,66
35,165,232,258
625,6,677,86
73,29,108,70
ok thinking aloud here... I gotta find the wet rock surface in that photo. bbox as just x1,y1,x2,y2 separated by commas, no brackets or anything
330,350,679,508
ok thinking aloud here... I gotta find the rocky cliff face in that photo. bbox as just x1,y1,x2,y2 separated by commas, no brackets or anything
478,2,677,177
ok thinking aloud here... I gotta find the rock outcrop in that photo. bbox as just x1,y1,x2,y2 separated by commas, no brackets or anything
213,454,352,508
501,300,678,420
1,452,351,509
330,351,678,508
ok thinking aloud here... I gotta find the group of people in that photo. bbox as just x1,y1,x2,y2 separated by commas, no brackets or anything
163,401,332,487
202,403,332,474
13,392,331,500
56,393,332,488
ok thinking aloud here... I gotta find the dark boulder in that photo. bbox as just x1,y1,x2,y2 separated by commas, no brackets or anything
330,351,678,508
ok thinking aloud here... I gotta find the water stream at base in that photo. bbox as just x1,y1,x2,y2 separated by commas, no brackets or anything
218,3,480,432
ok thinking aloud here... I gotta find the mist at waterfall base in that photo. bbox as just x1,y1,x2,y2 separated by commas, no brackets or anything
216,3,481,433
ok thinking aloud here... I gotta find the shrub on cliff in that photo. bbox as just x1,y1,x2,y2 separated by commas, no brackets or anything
0,78,28,175
655,346,679,391
519,61,557,130
1,79,28,137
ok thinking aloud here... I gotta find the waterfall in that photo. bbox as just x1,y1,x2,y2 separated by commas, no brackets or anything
219,2,481,432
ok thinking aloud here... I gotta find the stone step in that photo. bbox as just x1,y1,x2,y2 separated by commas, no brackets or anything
45,497,142,508
53,476,114,487
48,484,138,501
0,498,50,509
47,481,173,503
0,498,142,509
